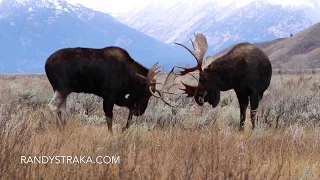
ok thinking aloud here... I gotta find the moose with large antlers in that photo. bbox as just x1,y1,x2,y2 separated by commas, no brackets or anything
45,46,173,132
175,34,272,130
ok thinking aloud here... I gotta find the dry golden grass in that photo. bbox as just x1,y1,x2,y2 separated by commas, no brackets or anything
0,74,320,179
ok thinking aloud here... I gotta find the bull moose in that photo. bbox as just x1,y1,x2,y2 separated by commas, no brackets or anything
45,46,173,132
175,34,272,130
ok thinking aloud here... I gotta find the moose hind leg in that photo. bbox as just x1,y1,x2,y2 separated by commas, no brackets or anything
236,92,249,131
60,100,67,126
249,92,260,130
48,91,68,127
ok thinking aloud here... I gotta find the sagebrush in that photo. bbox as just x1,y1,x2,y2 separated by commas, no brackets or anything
0,74,319,179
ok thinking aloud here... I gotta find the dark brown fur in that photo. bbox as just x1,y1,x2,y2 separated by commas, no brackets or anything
195,42,272,130
45,46,154,132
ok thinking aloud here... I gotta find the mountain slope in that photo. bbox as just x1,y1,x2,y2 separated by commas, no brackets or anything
203,22,320,69
0,0,189,73
197,0,312,53
261,22,320,69
115,0,320,55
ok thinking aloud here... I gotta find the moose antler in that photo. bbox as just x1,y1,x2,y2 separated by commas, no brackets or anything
174,33,208,75
180,81,197,97
147,64,177,107
160,67,178,94
147,62,161,86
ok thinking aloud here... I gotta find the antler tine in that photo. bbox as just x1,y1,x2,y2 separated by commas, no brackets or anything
155,65,161,71
147,62,160,85
192,33,208,66
149,87,173,107
174,65,199,76
174,42,198,61
154,65,161,77
160,98,173,107
174,33,208,75
179,80,198,97
188,72,198,81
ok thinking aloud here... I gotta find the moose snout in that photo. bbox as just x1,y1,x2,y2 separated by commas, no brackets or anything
132,109,140,116
195,91,207,106
197,96,205,105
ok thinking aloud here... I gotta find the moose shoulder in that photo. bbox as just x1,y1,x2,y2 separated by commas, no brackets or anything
45,46,171,132
176,34,272,130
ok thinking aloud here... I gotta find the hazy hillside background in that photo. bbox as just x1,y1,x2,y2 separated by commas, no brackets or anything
0,0,190,73
116,0,320,54
203,22,320,70
0,0,320,73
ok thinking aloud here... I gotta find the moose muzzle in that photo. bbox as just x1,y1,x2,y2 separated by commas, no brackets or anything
195,90,208,106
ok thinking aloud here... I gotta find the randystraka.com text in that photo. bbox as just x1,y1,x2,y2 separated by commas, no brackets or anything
20,155,120,165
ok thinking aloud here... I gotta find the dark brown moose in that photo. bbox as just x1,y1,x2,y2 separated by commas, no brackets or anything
45,46,173,132
175,34,272,130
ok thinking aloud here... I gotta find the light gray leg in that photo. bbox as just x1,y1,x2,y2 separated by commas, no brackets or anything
60,100,67,126
48,91,68,127
250,91,261,130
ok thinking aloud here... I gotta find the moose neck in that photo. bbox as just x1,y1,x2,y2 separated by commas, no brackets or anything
206,56,242,91
126,59,149,94
130,59,149,76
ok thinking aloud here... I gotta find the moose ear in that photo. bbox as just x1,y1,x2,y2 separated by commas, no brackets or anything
135,73,147,84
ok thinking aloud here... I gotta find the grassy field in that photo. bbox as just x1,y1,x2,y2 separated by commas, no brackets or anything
0,74,320,179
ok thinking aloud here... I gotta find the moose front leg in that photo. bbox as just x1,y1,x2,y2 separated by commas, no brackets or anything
103,99,114,133
122,109,134,132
